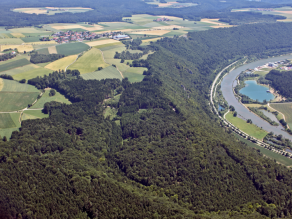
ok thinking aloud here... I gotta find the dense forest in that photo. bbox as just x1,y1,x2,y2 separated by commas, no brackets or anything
265,69,292,99
3,20,292,219
0,0,289,26
30,53,65,64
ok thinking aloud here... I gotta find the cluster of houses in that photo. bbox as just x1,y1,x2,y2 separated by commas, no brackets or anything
153,17,172,22
50,30,129,43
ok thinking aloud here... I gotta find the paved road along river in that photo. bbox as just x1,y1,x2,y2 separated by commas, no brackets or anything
221,55,292,141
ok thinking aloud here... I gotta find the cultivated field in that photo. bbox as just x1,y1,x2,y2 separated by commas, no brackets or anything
48,46,57,54
1,44,34,53
10,33,25,38
45,55,78,71
81,66,122,80
86,39,121,47
13,7,93,16
1,79,39,92
68,48,109,74
0,79,3,91
0,92,39,112
270,103,292,128
0,113,20,129
0,59,31,72
132,30,170,36
56,42,90,56
13,67,52,80
226,111,268,140
31,90,71,109
0,38,24,45
0,64,39,77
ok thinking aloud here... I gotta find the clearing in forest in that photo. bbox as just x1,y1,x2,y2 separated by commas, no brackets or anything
270,102,292,128
68,48,109,74
22,110,49,120
81,66,122,80
45,55,78,71
226,111,268,140
31,89,71,109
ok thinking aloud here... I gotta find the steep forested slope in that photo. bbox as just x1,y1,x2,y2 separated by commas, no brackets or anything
266,69,292,99
2,22,292,218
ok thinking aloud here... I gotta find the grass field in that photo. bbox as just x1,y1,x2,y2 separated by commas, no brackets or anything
22,110,49,121
48,46,57,54
81,66,122,80
45,55,78,71
10,33,25,38
37,48,50,55
13,67,52,80
31,90,71,109
226,111,268,140
0,92,39,112
1,79,39,92
104,107,118,120
22,37,43,43
234,133,292,166
0,59,30,72
270,103,292,128
56,42,90,56
68,48,109,74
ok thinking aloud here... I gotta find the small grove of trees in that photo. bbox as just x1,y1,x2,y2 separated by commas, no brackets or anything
49,89,56,96
247,119,252,124
0,74,13,80
30,53,65,64
233,111,237,117
0,53,16,62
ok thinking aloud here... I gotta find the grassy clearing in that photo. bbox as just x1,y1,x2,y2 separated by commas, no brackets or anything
1,79,39,92
0,38,24,45
0,92,39,112
22,110,49,120
0,59,30,72
270,103,292,128
68,48,109,74
123,67,146,83
234,133,292,166
45,55,78,71
104,107,118,120
0,128,19,139
0,64,39,76
226,111,268,140
81,66,122,80
56,42,90,56
31,90,71,109
13,67,52,80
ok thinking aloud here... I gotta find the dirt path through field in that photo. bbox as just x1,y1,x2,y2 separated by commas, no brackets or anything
99,49,124,79
65,54,79,72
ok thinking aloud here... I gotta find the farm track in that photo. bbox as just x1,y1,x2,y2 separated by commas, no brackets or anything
65,54,79,72
99,49,124,79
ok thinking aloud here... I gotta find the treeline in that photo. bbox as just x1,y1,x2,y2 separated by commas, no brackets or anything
30,53,65,64
265,69,292,99
0,53,16,62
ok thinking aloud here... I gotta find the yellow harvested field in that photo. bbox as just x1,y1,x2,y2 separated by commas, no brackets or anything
24,41,57,45
142,37,163,43
51,24,85,30
86,39,121,47
0,79,3,91
48,46,57,54
83,25,104,31
133,30,170,36
45,55,78,71
0,45,34,53
46,7,93,10
10,33,25,38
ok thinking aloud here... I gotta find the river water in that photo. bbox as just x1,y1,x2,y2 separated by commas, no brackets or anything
239,80,274,102
221,55,292,140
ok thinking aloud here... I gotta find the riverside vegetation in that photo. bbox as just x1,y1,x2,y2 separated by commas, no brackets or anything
2,22,292,218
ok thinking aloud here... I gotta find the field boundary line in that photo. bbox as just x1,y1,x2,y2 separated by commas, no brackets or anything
268,103,290,129
65,54,79,72
99,49,124,79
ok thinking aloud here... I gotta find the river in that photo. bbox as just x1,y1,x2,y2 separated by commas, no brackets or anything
221,55,292,141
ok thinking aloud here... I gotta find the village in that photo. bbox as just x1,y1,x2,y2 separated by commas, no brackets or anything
41,30,130,44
